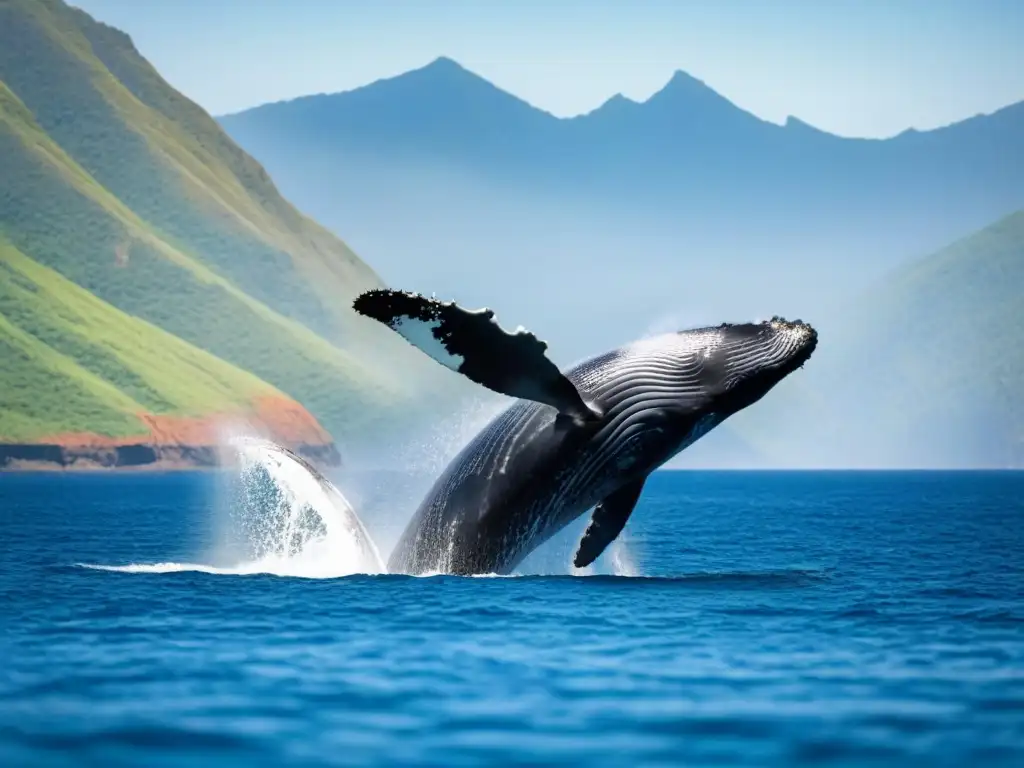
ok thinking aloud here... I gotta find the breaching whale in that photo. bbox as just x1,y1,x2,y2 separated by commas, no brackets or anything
354,290,818,576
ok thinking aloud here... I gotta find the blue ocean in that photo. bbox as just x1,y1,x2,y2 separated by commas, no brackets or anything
3,467,1023,767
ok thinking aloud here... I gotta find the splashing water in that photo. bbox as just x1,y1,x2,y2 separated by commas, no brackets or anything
607,539,638,578
82,435,638,579
82,437,385,578
223,437,385,577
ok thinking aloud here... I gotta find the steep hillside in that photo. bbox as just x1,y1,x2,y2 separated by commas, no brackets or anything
844,209,1023,466
738,211,1024,468
0,0,460,455
0,0,380,340
0,239,337,468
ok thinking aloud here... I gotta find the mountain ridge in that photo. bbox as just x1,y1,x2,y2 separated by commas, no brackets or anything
218,54,1024,223
221,55,1023,140
217,53,1023,355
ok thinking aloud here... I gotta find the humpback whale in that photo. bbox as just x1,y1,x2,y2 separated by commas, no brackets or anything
354,290,818,576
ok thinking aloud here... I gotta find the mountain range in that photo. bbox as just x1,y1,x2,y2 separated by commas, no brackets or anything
218,56,1023,468
216,58,1024,372
0,0,464,469
222,57,1023,219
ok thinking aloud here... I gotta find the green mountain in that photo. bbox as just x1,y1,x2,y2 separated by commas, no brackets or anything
0,238,331,446
736,210,1024,468
0,0,456,461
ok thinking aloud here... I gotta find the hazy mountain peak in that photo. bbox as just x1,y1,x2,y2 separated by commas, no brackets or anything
603,93,638,108
668,69,710,89
606,67,770,137
406,55,477,82
355,54,549,117
579,91,640,119
647,69,718,102
640,67,760,123
420,55,467,73
358,55,489,97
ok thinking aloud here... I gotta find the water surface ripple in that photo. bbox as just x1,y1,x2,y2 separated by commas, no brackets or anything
2,471,1023,766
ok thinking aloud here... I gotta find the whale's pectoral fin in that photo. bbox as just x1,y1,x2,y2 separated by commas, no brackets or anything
353,289,598,420
573,478,646,569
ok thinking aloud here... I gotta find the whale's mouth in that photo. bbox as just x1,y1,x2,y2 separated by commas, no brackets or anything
767,317,818,374
791,328,818,371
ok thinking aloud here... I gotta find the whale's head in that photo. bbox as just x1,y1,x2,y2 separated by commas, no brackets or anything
696,316,818,416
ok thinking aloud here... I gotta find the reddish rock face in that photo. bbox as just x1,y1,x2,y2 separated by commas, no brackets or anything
1,396,340,471
248,395,335,447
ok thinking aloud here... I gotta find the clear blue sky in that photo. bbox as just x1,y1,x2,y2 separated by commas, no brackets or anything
72,0,1023,138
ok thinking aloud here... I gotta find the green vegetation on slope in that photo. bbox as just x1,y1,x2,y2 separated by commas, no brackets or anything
737,210,1024,467
0,0,459,445
0,0,379,339
0,239,279,441
852,210,1024,464
0,78,410,438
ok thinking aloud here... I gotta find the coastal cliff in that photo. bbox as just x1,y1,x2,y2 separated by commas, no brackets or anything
0,395,340,471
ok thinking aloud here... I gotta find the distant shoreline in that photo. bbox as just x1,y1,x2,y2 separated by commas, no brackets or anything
1,457,1018,474
0,442,340,473
0,459,225,473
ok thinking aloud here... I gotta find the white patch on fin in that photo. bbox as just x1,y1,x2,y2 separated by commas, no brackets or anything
391,315,466,372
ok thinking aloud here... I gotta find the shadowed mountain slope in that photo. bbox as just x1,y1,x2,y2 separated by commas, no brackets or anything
736,210,1024,468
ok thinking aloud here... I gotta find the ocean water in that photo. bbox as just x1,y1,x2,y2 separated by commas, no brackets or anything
2,467,1023,767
